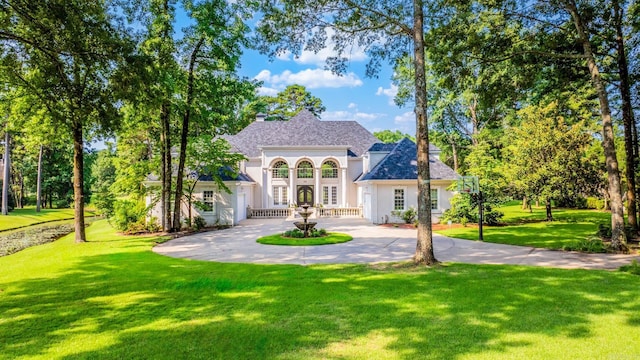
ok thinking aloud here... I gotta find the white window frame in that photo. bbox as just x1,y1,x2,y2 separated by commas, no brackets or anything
393,187,406,211
297,161,314,179
203,190,215,213
430,188,439,211
273,186,288,206
272,161,289,179
322,185,338,206
321,160,338,178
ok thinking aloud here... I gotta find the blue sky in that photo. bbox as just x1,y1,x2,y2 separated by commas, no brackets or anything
236,44,416,136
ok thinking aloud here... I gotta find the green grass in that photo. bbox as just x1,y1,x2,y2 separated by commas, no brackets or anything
0,207,96,232
437,202,612,249
257,232,353,246
1,220,639,359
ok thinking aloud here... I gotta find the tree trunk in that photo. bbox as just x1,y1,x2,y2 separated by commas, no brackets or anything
469,96,479,146
172,37,204,232
545,197,553,221
36,145,43,212
613,0,637,231
412,0,437,266
450,136,459,172
160,102,172,231
72,121,86,243
564,0,626,249
522,196,528,210
2,131,10,215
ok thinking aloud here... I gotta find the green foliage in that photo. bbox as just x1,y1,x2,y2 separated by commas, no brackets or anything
402,207,417,224
619,260,640,276
586,197,606,210
257,85,326,121
562,236,608,253
373,130,415,144
259,231,351,245
110,199,150,233
283,229,305,238
441,194,504,226
192,216,206,231
90,147,117,217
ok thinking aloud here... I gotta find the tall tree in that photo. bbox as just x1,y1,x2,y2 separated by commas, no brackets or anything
252,0,439,264
1,0,132,242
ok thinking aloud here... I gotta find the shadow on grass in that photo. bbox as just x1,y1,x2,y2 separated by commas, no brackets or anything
1,240,640,359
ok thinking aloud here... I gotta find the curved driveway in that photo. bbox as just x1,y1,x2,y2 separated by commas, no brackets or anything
153,219,640,270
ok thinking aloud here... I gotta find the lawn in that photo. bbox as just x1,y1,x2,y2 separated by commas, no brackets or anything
436,202,612,249
257,232,353,245
1,220,639,359
0,207,96,232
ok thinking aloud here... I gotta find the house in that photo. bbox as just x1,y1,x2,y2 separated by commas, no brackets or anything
146,109,458,226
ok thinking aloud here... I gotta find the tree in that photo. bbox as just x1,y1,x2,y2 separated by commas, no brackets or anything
505,101,597,221
264,85,326,120
1,0,133,242
90,146,117,217
373,130,415,144
252,0,439,265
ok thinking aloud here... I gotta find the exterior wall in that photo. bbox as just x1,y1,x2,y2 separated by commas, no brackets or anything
347,157,363,207
359,180,455,224
245,158,263,208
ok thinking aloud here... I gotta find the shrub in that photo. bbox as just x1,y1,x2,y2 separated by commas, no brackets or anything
619,260,640,276
193,216,206,230
110,199,150,233
562,236,607,253
596,223,634,240
283,229,305,238
586,197,606,210
441,194,503,225
402,207,417,224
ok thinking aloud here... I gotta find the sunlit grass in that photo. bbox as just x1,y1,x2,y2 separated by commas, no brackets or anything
0,207,96,231
257,232,352,246
437,202,611,249
1,220,639,359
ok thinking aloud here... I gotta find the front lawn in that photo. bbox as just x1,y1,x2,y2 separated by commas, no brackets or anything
437,202,611,249
1,220,639,359
0,207,96,232
257,232,353,246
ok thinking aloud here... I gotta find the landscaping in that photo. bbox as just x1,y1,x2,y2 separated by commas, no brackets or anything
257,232,353,246
0,207,96,232
1,220,640,359
436,202,614,250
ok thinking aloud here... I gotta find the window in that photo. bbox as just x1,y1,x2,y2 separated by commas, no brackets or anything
272,161,289,178
431,188,438,210
321,160,338,178
322,185,338,206
394,188,405,211
273,186,288,206
297,160,313,178
203,191,215,212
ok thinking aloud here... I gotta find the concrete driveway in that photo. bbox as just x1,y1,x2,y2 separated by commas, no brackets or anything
153,218,640,270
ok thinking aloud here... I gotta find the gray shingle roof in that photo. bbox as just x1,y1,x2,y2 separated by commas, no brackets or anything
223,109,380,157
360,138,458,181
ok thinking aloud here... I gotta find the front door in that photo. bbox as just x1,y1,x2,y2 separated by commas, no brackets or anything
297,185,314,206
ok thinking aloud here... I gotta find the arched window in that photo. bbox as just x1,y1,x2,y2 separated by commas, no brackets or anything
297,160,313,178
272,161,289,178
321,160,338,178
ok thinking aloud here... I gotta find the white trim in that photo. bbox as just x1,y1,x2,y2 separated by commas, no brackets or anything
392,186,407,211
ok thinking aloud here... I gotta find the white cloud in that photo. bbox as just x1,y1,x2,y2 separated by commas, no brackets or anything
376,84,398,105
276,50,291,61
348,102,357,109
257,86,279,96
394,111,415,124
323,110,384,123
254,68,363,89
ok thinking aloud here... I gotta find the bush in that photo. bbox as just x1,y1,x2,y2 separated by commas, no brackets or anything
441,194,503,225
193,216,206,230
562,236,608,253
619,260,640,276
595,223,635,240
54,199,71,209
586,197,606,210
402,207,417,224
283,229,305,238
110,199,150,233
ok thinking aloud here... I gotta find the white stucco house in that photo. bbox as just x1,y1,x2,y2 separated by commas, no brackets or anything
146,110,458,226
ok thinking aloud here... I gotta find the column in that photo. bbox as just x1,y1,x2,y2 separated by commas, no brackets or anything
341,168,347,207
315,167,321,207
289,167,295,206
262,168,268,208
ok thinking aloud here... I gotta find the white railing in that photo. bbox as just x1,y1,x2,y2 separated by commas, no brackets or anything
317,207,362,217
247,207,293,218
